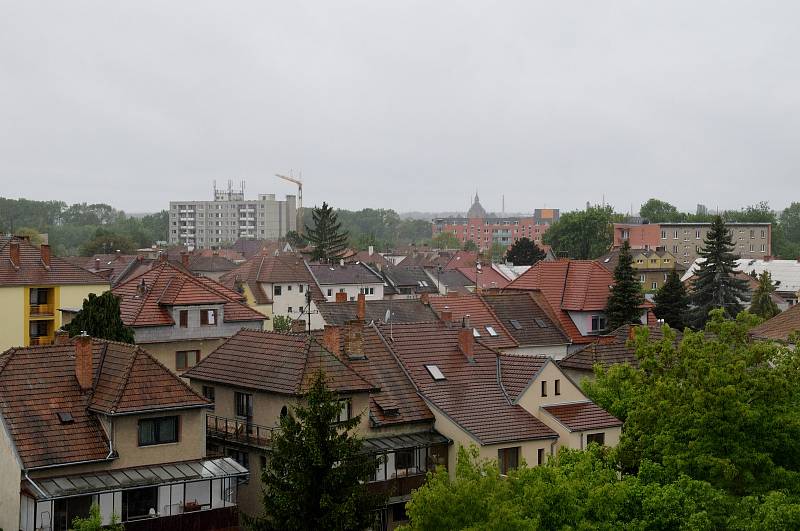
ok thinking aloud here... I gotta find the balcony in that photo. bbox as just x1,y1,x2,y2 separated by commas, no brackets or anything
206,414,278,449
28,303,54,317
368,471,427,499
30,335,53,346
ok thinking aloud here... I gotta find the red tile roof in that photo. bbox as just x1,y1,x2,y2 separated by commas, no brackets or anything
749,304,800,342
428,294,518,349
113,260,266,328
219,253,325,305
498,354,549,401
183,329,375,396
542,402,622,432
375,322,558,445
0,338,208,469
482,292,570,348
455,266,510,290
0,237,109,286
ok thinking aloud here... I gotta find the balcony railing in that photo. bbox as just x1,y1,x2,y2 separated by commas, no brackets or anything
29,303,54,317
30,336,53,346
368,472,427,499
206,414,277,449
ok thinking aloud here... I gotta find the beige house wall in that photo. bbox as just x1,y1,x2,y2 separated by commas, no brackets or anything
58,284,110,327
142,338,226,375
516,360,586,412
0,286,25,351
0,415,22,531
240,284,273,330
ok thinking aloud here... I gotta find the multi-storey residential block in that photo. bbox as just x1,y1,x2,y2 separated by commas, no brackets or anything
0,236,110,350
597,247,686,292
168,185,296,249
0,335,248,531
613,221,772,265
431,194,558,251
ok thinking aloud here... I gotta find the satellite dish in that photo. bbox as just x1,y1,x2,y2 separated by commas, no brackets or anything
384,309,391,322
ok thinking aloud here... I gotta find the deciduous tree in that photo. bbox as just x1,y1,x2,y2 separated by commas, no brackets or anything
639,198,684,222
504,237,545,266
542,205,619,259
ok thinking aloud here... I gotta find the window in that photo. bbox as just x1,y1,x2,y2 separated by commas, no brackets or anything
673,245,678,253
485,326,498,337
586,432,606,446
537,448,545,465
123,486,158,521
498,447,520,475
472,328,481,337
287,284,292,291
750,229,754,239
336,400,351,423
509,319,522,330
554,379,561,396
274,285,282,296
200,309,218,326
639,274,645,283
179,310,188,328
652,281,658,290
235,392,253,421
696,229,701,239
299,284,304,293
661,230,666,239
226,447,249,470
327,288,332,297
288,307,293,314
591,315,606,332
425,364,446,381
138,416,179,446
176,350,200,370
761,229,766,238
674,230,678,239
395,449,415,471
202,386,215,410
761,244,766,252
541,380,547,397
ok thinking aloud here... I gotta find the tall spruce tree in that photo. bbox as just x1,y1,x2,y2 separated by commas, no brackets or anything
246,370,382,531
65,291,134,343
605,240,645,331
653,270,690,329
505,237,546,266
305,202,349,263
688,216,750,328
749,271,780,320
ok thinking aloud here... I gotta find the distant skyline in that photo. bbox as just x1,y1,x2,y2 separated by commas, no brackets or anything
2,2,798,215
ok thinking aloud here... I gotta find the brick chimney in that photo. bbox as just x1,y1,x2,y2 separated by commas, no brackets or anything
54,329,70,345
335,291,347,303
344,319,364,359
458,321,475,363
9,241,20,269
356,293,366,321
420,292,430,305
323,325,341,356
94,257,101,271
441,307,453,328
291,319,307,333
181,252,189,268
40,244,51,269
75,334,93,392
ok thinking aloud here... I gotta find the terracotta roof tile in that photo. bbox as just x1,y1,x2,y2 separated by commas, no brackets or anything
429,294,518,349
219,253,325,304
542,402,622,432
749,304,800,342
498,354,549,401
0,237,109,287
482,292,570,348
455,266,510,290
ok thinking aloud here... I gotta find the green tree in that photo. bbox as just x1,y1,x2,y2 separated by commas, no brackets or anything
653,270,690,329
65,292,135,343
284,230,308,249
246,371,382,530
272,315,293,332
488,242,506,263
504,237,545,266
462,239,479,252
431,231,461,250
305,202,350,263
688,216,750,328
71,503,124,531
14,227,44,246
543,205,619,259
80,228,137,256
639,198,684,222
605,241,645,331
750,271,780,320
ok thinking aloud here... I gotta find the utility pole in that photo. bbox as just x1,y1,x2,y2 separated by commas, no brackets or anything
276,172,304,235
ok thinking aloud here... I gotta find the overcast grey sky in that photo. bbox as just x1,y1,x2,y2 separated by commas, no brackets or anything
1,1,798,215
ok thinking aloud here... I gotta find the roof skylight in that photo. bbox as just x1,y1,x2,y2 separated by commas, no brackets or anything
486,326,498,336
425,364,446,381
509,319,522,330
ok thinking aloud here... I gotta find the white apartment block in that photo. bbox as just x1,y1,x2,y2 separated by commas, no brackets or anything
169,186,296,249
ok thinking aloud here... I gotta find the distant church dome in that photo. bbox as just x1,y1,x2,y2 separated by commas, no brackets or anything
467,192,487,218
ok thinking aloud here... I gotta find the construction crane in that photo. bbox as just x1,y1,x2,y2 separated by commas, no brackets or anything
276,172,303,235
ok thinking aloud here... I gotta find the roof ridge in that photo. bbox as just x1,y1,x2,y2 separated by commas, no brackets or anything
0,348,17,375
136,345,208,403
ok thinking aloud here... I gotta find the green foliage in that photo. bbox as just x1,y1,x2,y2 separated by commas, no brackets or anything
301,207,431,250
432,231,461,250
462,239,479,252
542,205,620,259
639,198,683,223
80,227,138,255
305,202,350,263
246,371,383,530
65,292,135,343
488,242,506,263
688,216,750,328
70,503,124,531
504,237,545,266
14,227,45,246
284,230,309,249
653,270,690,329
605,241,645,331
272,315,293,332
750,271,780,320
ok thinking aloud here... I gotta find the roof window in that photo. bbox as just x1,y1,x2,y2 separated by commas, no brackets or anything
473,328,481,337
535,318,549,328
486,326,498,337
425,364,446,381
509,319,522,330
56,411,74,424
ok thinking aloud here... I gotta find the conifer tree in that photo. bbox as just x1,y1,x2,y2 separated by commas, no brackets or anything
749,271,780,320
305,202,349,263
66,291,134,343
246,370,382,531
505,237,546,266
688,216,750,328
653,270,689,329
605,240,645,331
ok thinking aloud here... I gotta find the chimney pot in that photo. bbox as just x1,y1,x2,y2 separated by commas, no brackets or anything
323,325,341,357
441,309,453,327
94,257,100,270
344,319,364,359
54,329,70,345
291,319,307,333
458,326,475,362
420,292,430,305
40,244,51,268
181,252,189,268
75,334,93,392
9,241,20,268
335,291,347,303
356,293,366,320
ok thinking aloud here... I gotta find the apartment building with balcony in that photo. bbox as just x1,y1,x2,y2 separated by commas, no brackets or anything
0,236,110,350
0,335,248,531
168,185,296,249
